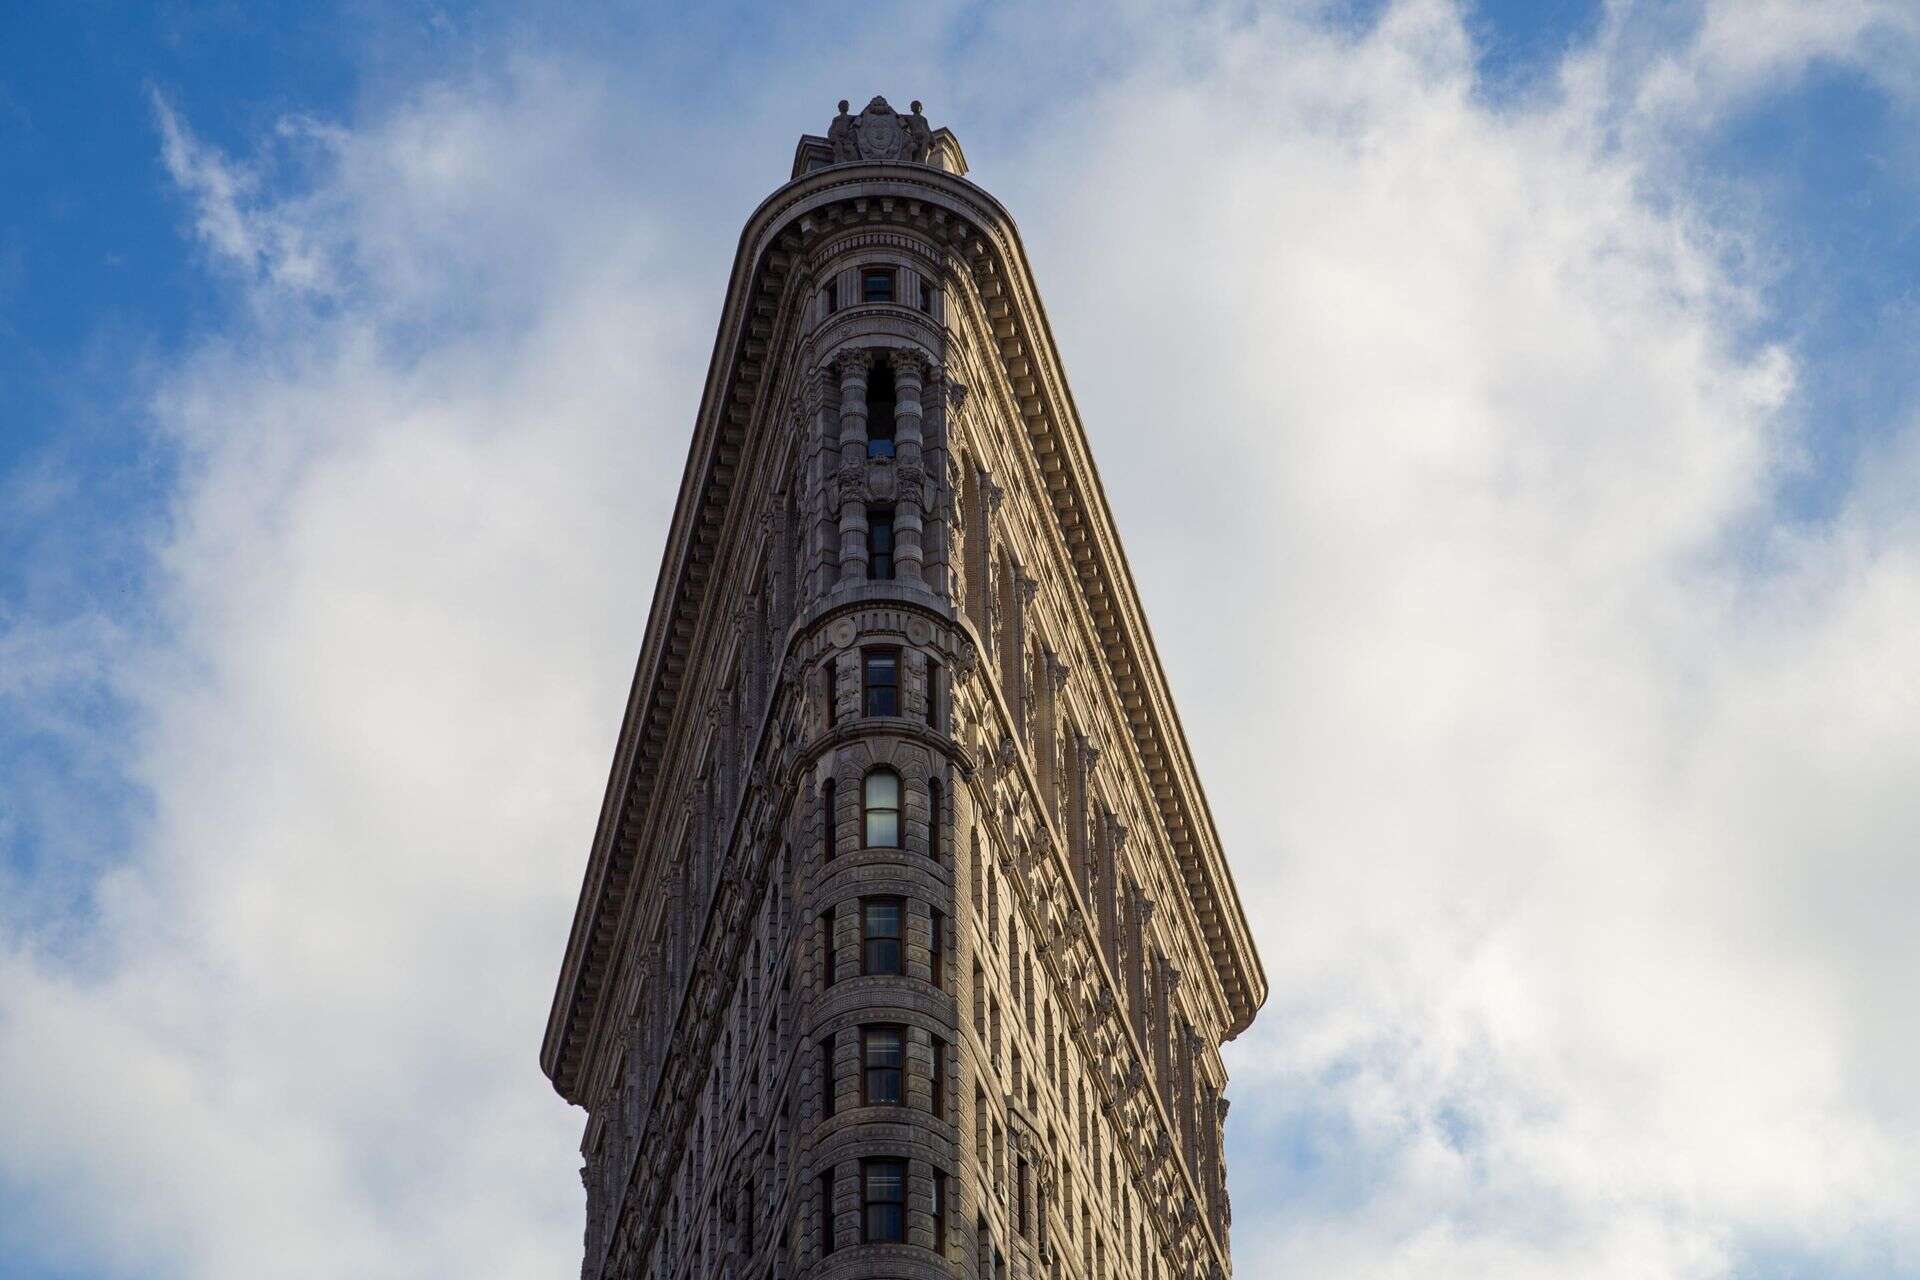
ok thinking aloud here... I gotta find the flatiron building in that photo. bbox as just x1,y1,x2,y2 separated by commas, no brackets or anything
542,96,1266,1280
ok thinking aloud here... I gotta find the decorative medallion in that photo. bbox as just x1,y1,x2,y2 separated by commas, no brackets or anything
856,96,905,160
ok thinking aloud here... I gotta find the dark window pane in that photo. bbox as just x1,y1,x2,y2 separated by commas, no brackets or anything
862,270,895,303
863,651,898,717
864,1027,903,1104
864,936,901,974
865,900,900,936
866,364,895,457
866,509,894,579
863,899,903,974
863,1160,906,1242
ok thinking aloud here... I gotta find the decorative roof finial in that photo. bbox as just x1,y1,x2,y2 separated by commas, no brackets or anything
827,96,935,165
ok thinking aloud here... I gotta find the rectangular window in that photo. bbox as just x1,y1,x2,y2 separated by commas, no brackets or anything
866,507,895,580
862,649,899,717
822,659,837,726
819,1170,835,1255
863,768,901,847
861,1025,904,1105
931,909,946,989
822,1034,836,1117
822,780,837,860
862,268,896,304
822,283,837,316
862,1158,906,1242
862,898,903,975
919,278,937,314
1017,1156,1030,1237
928,776,944,859
932,1035,947,1121
822,910,836,986
926,658,942,728
933,1168,948,1250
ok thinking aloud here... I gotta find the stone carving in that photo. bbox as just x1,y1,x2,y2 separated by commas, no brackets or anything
800,366,829,415
951,637,979,684
828,100,857,162
856,96,906,160
896,462,926,505
984,476,1005,517
832,348,874,381
834,460,868,506
906,101,933,162
891,347,930,381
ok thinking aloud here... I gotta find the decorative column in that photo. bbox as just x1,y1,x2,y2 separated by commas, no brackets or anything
1100,812,1128,972
928,372,965,600
802,367,836,601
1213,1093,1233,1233
833,349,872,582
789,369,824,610
892,349,929,584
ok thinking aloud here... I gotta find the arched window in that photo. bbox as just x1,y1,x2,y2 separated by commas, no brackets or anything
864,769,901,847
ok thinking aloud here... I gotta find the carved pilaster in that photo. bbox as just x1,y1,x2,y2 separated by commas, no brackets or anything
834,351,873,581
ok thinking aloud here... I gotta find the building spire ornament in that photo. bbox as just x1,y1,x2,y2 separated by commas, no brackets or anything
825,95,936,165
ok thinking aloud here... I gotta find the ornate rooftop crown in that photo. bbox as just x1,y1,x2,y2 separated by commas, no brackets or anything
792,96,967,178
828,95,932,163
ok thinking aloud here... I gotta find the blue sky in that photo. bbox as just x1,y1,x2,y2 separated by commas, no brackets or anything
4,3,1919,1278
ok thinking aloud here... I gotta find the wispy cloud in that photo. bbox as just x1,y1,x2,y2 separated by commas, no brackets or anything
2,3,1917,1277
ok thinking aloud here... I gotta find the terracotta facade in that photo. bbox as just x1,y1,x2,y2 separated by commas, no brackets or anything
542,99,1266,1280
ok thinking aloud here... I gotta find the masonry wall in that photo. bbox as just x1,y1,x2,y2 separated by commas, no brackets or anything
565,164,1245,1280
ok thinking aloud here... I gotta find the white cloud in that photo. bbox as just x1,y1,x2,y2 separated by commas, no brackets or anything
1007,2,1920,1273
3,3,1917,1278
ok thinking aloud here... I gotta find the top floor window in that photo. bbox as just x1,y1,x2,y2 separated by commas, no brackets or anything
862,267,896,304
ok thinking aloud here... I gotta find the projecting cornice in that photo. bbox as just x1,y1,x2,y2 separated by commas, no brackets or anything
542,156,1266,1102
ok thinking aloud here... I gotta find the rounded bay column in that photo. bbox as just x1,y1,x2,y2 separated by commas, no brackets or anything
892,349,929,585
834,350,873,582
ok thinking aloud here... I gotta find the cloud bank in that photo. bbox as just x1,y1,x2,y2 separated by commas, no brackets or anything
2,2,1917,1277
